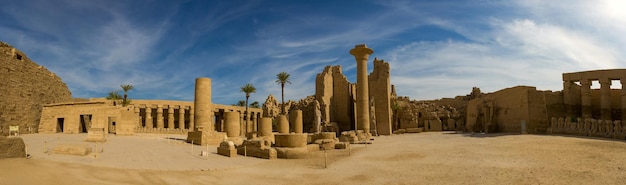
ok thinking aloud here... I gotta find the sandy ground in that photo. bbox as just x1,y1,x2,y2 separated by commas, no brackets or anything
2,132,626,185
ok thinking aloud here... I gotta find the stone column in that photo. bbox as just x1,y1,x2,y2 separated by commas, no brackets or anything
156,105,164,129
350,44,374,134
563,80,573,117
168,106,175,129
621,79,626,123
277,115,289,134
178,106,185,130
134,107,141,127
600,78,612,120
194,77,212,131
224,111,240,137
289,110,303,133
581,79,592,119
258,117,273,137
145,106,153,128
189,107,195,130
240,112,245,136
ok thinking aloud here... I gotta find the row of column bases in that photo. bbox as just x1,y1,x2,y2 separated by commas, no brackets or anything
131,105,261,134
549,117,626,139
564,78,626,121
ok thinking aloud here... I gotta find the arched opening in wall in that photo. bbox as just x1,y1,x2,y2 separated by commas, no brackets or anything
56,118,64,133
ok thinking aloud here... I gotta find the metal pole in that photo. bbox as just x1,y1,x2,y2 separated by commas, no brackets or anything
244,146,247,157
206,144,209,159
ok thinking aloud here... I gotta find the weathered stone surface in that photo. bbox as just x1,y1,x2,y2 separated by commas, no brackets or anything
86,128,105,142
275,147,309,159
51,144,92,156
0,42,72,134
0,136,26,158
217,141,236,157
274,133,307,148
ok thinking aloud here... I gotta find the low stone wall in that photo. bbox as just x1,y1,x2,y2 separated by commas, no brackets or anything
548,117,626,139
51,144,92,156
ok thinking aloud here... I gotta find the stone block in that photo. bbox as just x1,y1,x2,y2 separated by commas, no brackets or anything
86,128,105,142
0,136,26,158
274,133,307,148
315,139,336,150
335,142,350,149
405,127,423,133
51,144,92,156
275,147,309,159
217,141,236,157
187,131,227,146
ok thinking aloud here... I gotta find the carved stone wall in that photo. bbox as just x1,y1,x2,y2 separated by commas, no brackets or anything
0,42,72,134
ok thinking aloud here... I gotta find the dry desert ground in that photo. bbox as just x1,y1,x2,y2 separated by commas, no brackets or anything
2,132,626,185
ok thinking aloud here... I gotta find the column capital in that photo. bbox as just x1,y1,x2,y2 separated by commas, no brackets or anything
349,44,374,58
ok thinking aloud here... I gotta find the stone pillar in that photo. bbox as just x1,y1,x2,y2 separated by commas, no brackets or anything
239,112,245,136
350,44,373,134
289,110,303,133
156,105,164,129
145,106,153,128
621,79,626,123
258,117,273,137
189,107,195,130
224,112,240,137
194,77,212,131
581,79,592,119
563,80,573,117
178,106,185,130
168,106,175,129
134,107,141,127
277,115,289,134
600,78,612,120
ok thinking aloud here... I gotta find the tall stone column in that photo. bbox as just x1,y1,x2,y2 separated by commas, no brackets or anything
290,110,303,133
134,107,141,127
168,106,175,129
581,79,592,119
621,79,626,123
194,77,212,131
350,44,374,134
189,107,195,130
563,80,573,117
600,78,612,120
178,106,185,130
145,106,153,128
156,105,164,129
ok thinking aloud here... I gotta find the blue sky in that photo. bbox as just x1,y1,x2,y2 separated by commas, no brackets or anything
2,0,625,105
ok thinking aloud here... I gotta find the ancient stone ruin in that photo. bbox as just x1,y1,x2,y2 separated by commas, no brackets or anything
0,42,72,135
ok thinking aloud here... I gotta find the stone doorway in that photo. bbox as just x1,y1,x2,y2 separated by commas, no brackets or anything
79,114,92,133
56,118,64,133
108,117,117,134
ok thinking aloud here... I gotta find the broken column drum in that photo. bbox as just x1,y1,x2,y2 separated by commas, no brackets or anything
194,77,212,131
277,115,289,134
224,111,240,137
258,117,273,137
350,44,374,134
289,110,303,133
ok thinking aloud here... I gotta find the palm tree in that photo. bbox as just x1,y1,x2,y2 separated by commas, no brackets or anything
240,83,256,133
106,90,122,106
120,84,134,107
275,72,291,115
250,101,260,108
236,100,246,107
